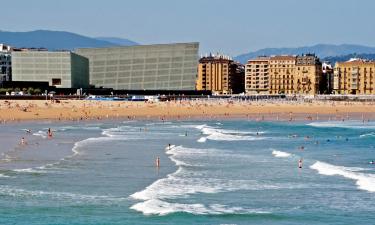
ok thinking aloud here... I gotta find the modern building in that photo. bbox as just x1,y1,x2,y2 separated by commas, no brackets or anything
333,58,375,94
294,54,322,95
75,43,199,90
269,55,296,94
245,56,270,94
12,51,89,88
197,54,244,94
0,44,12,83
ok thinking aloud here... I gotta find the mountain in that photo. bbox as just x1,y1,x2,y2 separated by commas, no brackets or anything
96,37,138,46
0,30,137,50
323,53,375,65
234,44,375,64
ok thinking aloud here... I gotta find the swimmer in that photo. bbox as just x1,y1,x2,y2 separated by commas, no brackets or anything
26,129,31,134
298,159,303,168
185,131,188,137
168,144,171,150
370,160,375,165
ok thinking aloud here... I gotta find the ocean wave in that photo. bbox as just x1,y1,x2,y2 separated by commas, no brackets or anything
197,137,207,143
131,146,279,201
0,174,10,178
12,168,47,174
0,185,126,204
307,121,375,130
272,150,291,158
310,161,375,192
32,130,47,139
196,125,265,142
360,132,375,138
130,199,270,216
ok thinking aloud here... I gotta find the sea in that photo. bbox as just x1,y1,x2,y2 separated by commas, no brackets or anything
0,119,375,225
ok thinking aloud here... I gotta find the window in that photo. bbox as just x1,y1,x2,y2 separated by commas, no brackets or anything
52,78,61,86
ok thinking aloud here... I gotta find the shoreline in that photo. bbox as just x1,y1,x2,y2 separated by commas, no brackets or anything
1,99,375,123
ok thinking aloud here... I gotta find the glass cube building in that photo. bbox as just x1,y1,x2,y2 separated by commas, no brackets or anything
12,51,89,88
75,42,199,90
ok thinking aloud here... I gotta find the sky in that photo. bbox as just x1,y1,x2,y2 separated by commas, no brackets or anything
2,0,375,56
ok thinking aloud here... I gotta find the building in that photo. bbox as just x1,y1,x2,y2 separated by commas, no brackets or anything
269,55,296,94
12,51,89,88
294,54,322,95
321,62,334,94
245,56,270,94
75,43,199,90
333,58,375,94
0,44,12,83
197,54,244,94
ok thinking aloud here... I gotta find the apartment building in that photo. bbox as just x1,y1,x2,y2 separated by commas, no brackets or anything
197,54,244,94
245,56,270,94
269,55,296,94
333,59,375,94
294,54,322,95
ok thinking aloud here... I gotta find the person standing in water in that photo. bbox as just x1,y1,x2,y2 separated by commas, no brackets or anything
156,157,160,168
47,128,53,138
298,159,303,169
20,137,27,145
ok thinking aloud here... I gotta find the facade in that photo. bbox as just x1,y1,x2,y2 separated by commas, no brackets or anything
75,43,199,90
197,54,244,94
12,51,89,88
321,62,334,94
269,56,296,94
245,56,270,94
333,59,375,94
294,54,322,95
0,44,12,83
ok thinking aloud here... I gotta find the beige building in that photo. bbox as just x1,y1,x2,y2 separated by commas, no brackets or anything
269,55,296,94
294,54,322,95
245,57,270,94
197,55,244,94
333,59,375,94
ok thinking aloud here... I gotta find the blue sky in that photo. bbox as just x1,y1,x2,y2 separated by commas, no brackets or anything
3,0,375,55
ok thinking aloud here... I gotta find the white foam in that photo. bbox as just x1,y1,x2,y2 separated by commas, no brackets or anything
197,126,266,142
0,185,126,204
272,150,291,158
13,168,47,173
130,199,269,216
360,132,375,138
197,137,207,143
33,130,47,139
0,174,10,178
310,161,375,192
308,121,375,129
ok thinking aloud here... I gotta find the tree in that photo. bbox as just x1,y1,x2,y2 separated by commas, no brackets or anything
27,87,35,95
34,88,42,95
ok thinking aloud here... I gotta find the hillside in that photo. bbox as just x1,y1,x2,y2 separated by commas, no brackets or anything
0,30,137,50
235,44,375,64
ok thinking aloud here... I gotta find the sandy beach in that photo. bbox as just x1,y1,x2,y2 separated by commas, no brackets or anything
0,99,374,122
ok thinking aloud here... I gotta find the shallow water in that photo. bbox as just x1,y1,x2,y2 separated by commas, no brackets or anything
0,119,375,224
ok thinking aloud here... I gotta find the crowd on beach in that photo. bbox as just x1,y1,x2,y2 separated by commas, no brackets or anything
0,98,375,123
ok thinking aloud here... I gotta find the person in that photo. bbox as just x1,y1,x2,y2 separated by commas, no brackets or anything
168,144,171,150
298,159,303,169
26,129,31,134
370,160,374,165
185,131,188,137
47,128,53,138
20,137,27,145
156,157,160,168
